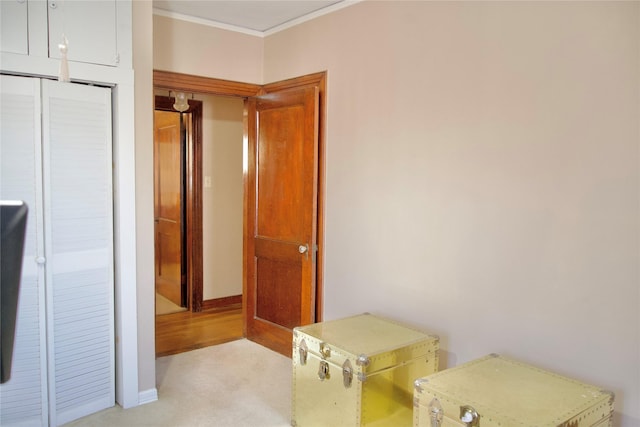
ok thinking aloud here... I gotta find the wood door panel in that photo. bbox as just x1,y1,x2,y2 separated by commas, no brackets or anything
154,110,183,307
255,257,302,329
253,237,304,329
155,228,182,304
156,124,181,219
257,106,306,241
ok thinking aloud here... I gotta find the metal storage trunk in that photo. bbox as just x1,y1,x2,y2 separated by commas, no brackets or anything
292,313,439,427
413,354,614,427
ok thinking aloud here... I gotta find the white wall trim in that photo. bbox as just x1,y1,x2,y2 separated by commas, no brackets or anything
111,81,139,410
138,388,158,406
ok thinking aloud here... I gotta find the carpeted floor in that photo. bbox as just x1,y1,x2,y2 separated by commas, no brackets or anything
64,339,292,427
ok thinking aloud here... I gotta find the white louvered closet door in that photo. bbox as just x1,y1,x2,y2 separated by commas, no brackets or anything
0,76,114,426
41,80,114,426
0,75,49,427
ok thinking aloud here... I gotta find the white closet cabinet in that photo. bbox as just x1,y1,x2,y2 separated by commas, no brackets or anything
48,0,118,66
0,75,115,426
0,0,30,55
0,0,119,66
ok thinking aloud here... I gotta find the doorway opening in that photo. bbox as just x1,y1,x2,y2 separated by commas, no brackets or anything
154,94,202,314
153,91,246,356
153,70,326,357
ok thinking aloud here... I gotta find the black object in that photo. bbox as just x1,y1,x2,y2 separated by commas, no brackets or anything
1,201,28,384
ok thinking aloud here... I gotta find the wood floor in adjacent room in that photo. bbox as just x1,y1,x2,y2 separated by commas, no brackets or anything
155,304,243,357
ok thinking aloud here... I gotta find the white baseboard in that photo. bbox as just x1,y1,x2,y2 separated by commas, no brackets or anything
138,388,158,405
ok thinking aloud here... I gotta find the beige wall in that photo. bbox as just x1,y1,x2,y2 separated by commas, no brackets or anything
198,94,244,300
140,2,639,423
153,14,263,83
265,1,639,424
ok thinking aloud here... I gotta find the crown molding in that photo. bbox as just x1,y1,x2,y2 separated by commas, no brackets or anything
152,8,264,37
152,1,363,38
264,0,363,36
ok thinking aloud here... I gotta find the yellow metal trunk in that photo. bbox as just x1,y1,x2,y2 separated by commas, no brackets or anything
413,354,614,427
292,313,439,427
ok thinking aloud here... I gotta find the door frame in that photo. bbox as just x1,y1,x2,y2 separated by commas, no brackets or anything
154,95,203,310
153,70,326,321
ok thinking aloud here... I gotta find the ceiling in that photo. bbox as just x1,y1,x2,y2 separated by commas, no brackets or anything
152,0,347,34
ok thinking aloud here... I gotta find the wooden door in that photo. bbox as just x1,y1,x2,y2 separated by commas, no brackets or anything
154,110,184,307
245,86,319,356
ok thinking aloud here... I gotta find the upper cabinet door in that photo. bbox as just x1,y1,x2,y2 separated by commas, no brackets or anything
0,0,29,54
47,0,118,66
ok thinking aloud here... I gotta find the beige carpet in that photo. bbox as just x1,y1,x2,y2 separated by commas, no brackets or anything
65,339,292,427
156,292,187,315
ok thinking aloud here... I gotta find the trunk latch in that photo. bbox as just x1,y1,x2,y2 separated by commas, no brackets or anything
342,359,353,388
429,397,443,427
318,360,330,381
298,339,308,365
